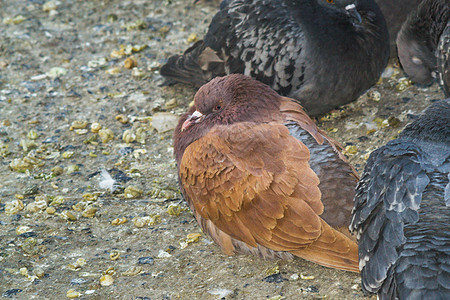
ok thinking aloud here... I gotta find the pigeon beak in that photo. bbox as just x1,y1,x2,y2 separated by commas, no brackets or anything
181,110,205,131
345,4,362,24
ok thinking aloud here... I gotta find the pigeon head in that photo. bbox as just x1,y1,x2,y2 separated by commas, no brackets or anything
174,74,282,164
182,74,281,131
317,0,362,24
397,33,436,84
318,0,356,8
395,0,449,84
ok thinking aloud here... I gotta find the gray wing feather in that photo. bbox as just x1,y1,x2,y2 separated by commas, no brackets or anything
350,140,429,297
285,121,356,229
446,173,450,206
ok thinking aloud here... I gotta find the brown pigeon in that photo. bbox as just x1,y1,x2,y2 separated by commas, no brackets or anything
173,74,359,272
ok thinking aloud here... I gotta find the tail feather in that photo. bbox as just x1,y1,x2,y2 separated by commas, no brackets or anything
160,40,225,87
292,220,360,273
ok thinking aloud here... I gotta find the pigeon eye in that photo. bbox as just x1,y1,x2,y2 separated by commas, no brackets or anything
412,56,423,65
326,0,334,3
213,105,221,112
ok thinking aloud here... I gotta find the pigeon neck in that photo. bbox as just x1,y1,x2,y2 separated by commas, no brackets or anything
400,100,450,144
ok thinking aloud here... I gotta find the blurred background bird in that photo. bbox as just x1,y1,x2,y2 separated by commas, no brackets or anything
174,74,360,272
162,0,389,116
396,0,449,96
350,98,450,299
375,0,421,57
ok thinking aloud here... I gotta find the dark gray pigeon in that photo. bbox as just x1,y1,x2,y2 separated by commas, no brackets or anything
396,0,449,95
161,0,389,116
375,0,421,57
350,99,450,300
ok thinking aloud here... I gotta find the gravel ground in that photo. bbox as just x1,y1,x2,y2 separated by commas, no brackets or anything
0,0,446,299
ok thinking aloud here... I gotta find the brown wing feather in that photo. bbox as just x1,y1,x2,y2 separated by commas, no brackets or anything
291,220,359,272
180,122,359,272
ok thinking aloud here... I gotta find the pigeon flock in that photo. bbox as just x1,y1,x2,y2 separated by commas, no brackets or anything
163,0,450,299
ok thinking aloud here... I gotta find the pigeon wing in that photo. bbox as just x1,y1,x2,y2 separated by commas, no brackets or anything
180,122,358,272
350,140,430,295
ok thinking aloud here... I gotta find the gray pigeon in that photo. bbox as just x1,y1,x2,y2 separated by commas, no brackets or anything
161,0,389,116
396,0,449,95
350,99,450,300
